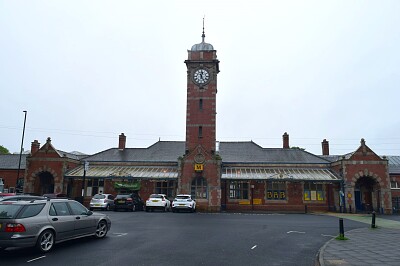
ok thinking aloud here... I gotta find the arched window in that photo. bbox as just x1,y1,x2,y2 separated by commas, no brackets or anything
191,177,207,199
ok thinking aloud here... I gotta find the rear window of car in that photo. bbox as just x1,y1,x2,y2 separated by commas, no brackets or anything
17,204,45,219
93,194,106,199
115,195,129,199
0,204,23,219
150,194,163,198
176,196,190,200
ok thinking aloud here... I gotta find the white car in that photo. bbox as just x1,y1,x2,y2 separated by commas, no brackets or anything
145,194,171,212
171,194,196,213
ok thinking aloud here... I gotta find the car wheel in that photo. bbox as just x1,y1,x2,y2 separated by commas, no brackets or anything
36,230,55,253
95,220,108,239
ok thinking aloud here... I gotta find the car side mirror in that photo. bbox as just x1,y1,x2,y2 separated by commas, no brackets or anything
87,210,93,216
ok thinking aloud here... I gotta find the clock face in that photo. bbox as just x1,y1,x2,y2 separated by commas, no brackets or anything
193,69,209,85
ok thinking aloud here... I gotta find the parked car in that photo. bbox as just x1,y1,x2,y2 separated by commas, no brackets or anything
113,193,144,212
0,198,111,253
89,194,115,211
0,195,47,202
145,194,170,212
43,193,68,199
0,193,16,198
171,194,196,213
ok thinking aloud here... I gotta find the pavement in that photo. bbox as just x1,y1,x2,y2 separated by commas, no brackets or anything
318,213,400,266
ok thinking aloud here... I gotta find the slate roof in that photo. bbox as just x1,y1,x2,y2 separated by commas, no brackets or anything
387,156,400,174
0,154,28,169
83,141,186,163
218,142,331,164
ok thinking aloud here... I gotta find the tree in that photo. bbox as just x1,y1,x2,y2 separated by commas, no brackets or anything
0,145,10,154
290,146,306,151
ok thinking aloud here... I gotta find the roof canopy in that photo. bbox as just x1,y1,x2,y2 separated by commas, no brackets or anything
65,165,178,180
221,167,341,182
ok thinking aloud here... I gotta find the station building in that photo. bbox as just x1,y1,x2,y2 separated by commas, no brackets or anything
1,31,400,214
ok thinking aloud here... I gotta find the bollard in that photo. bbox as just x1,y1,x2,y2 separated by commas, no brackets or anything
371,211,376,228
339,218,344,238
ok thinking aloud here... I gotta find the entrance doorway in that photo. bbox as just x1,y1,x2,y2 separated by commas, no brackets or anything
36,171,55,195
354,176,378,212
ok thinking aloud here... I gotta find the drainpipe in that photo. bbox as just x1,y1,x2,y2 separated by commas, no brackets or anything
340,156,347,213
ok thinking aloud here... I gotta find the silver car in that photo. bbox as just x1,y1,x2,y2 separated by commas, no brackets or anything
0,198,111,252
89,193,115,211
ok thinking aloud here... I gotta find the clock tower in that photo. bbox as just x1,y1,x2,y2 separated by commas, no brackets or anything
180,25,221,211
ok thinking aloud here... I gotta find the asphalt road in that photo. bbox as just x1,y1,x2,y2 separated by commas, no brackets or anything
0,211,366,266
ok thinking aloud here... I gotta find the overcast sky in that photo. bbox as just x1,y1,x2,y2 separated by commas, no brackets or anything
1,0,400,156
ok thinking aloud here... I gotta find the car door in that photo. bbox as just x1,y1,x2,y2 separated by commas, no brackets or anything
68,201,96,236
48,202,76,240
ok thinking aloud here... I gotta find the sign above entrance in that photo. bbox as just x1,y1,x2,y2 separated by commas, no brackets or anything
194,164,204,172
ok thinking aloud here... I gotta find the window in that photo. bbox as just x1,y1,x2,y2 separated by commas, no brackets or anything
87,179,104,196
191,177,207,199
229,181,249,200
18,204,45,219
266,182,286,200
198,126,203,138
199,99,203,110
50,202,71,216
68,201,88,215
155,181,176,198
304,182,325,201
391,181,399,189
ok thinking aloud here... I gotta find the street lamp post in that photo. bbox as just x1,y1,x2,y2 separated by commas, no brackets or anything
16,110,27,193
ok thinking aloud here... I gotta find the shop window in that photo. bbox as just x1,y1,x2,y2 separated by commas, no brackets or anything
191,177,207,199
266,181,286,200
304,182,325,201
155,181,176,198
198,126,203,138
229,181,249,200
199,98,203,110
391,181,399,189
86,179,104,196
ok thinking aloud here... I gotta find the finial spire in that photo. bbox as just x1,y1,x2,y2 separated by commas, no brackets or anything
202,16,205,42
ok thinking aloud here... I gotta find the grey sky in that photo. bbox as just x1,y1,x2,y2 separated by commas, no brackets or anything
1,0,399,156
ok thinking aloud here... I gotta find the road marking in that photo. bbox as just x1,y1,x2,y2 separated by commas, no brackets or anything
287,231,305,234
113,233,128,237
251,245,257,250
321,234,336,237
27,256,46,263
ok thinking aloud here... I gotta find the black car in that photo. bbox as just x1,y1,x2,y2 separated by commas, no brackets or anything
113,193,144,212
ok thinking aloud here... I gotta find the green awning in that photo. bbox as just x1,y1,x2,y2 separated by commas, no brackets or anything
114,182,141,191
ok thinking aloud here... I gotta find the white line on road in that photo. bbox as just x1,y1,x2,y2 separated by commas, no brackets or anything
287,231,305,234
321,234,336,237
27,256,46,263
113,233,128,237
251,245,257,250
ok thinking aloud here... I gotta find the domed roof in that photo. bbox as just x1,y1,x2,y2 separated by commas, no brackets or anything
191,23,214,51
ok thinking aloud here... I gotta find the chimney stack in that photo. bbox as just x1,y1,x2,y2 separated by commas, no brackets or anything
119,133,126,150
322,139,329,155
283,132,289,149
31,140,40,155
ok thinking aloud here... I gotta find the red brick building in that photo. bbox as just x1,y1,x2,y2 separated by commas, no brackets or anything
1,30,399,214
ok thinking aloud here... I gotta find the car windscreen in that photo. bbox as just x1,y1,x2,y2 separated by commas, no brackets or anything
0,204,23,219
149,194,163,198
93,194,106,199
